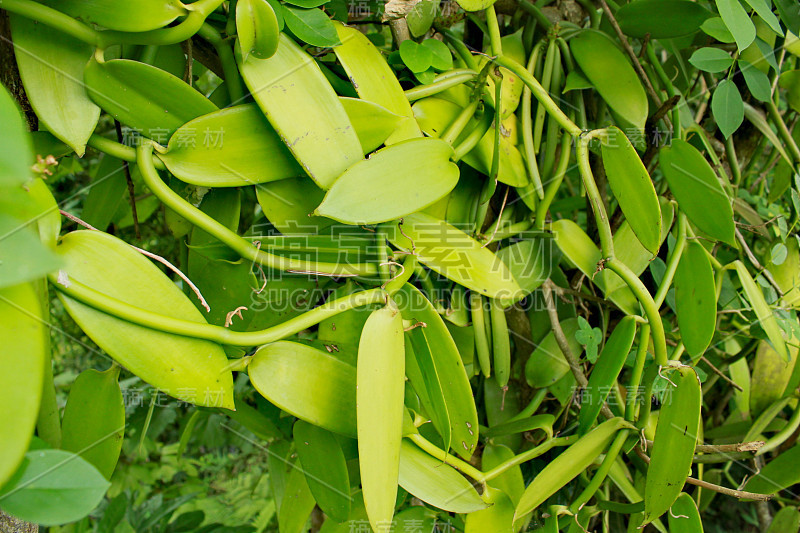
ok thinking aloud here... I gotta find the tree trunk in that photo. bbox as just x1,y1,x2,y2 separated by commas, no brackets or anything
0,10,37,130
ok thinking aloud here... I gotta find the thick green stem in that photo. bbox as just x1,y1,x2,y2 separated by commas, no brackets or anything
198,23,245,105
576,130,614,256
485,5,502,56
625,323,650,421
569,430,630,512
407,434,487,483
483,437,570,482
767,99,800,165
51,273,386,346
88,134,167,170
0,0,100,45
758,400,800,455
404,69,477,102
653,212,687,308
535,133,572,229
606,259,667,366
522,41,547,199
136,141,376,276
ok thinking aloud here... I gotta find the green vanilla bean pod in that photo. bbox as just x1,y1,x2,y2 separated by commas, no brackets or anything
490,297,511,388
521,41,547,199
470,291,492,377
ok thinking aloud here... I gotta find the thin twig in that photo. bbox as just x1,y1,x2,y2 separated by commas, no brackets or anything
543,282,616,421
700,355,744,391
645,439,764,453
182,38,193,83
635,446,772,500
59,210,210,312
114,120,140,239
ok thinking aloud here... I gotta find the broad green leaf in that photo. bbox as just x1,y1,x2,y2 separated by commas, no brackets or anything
744,444,800,495
688,47,734,72
716,0,757,51
701,17,737,42
185,189,263,330
10,16,99,156
339,97,406,154
578,317,637,434
616,0,712,38
741,60,772,101
81,154,128,231
659,139,735,244
601,126,662,254
465,486,514,532
550,219,638,314
159,104,303,187
0,283,45,488
733,261,789,360
357,301,405,532
47,0,185,32
238,33,362,189
668,493,704,533
399,39,432,73
495,238,554,301
84,57,217,137
404,330,452,454
293,420,351,522
398,439,488,513
61,367,124,480
749,341,798,417
412,97,528,187
0,86,40,221
674,242,717,357
55,230,234,409
779,70,800,113
481,444,525,506
768,236,800,307
514,418,628,520
0,449,109,526
564,70,593,92
525,318,581,388
767,506,800,533
395,283,479,459
315,138,458,224
643,367,701,524
279,462,317,533
571,30,648,134
384,213,522,300
742,0,783,35
0,212,62,290
333,24,422,144
774,0,800,34
256,177,334,234
249,341,356,436
237,0,280,60
281,5,341,48
161,98,398,187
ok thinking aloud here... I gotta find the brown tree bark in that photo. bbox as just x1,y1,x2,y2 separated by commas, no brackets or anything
0,11,37,130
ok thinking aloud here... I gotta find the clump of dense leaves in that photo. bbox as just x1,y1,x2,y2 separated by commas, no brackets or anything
1,0,799,531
